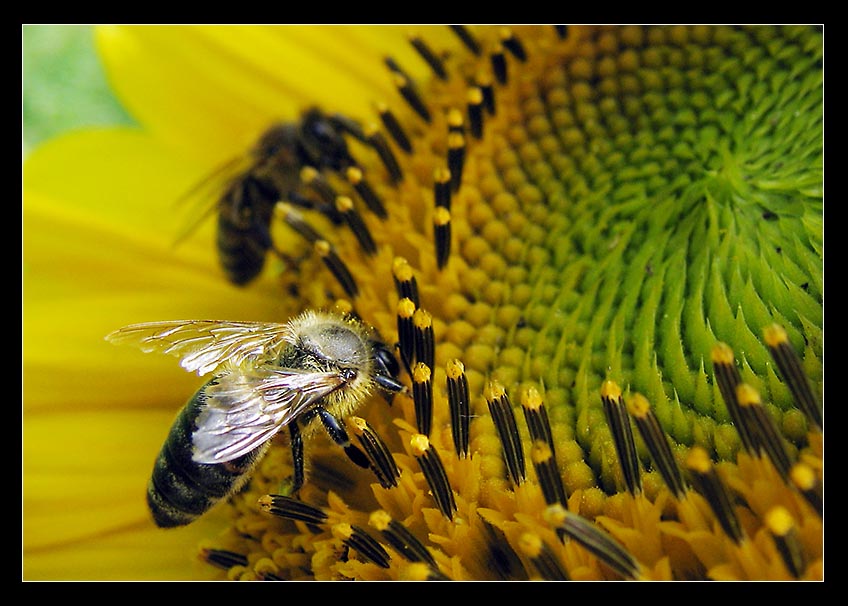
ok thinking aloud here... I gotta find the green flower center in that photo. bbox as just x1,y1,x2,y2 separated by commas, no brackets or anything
403,25,823,492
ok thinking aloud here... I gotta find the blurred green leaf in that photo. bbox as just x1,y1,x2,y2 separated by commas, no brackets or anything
22,25,136,157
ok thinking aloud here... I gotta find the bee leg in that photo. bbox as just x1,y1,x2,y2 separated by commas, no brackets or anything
309,406,371,469
327,112,367,143
279,422,305,497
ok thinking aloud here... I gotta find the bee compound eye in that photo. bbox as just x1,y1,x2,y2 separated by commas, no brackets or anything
313,121,336,143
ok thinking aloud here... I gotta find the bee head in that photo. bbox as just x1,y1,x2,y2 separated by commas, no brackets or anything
298,108,352,172
286,311,373,375
254,123,298,159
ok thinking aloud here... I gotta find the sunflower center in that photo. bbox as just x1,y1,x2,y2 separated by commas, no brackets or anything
271,24,823,496
342,26,821,488
201,25,822,581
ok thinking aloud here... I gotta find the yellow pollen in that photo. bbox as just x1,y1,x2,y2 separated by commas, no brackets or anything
736,383,762,407
335,195,354,212
368,510,392,532
625,392,651,417
410,433,431,456
447,108,464,129
484,380,506,401
400,562,433,581
446,358,465,379
711,342,736,365
543,504,568,527
789,463,816,491
391,72,409,89
765,506,795,536
763,323,789,347
686,446,713,473
331,523,354,541
413,362,431,383
345,166,363,184
434,205,451,226
413,308,432,329
273,201,291,221
314,240,331,256
393,257,414,281
518,532,544,557
520,385,543,410
397,297,416,318
348,415,369,435
300,165,319,183
531,440,553,464
600,379,622,400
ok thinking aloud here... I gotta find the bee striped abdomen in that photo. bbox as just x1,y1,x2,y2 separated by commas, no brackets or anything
216,176,277,286
147,386,263,528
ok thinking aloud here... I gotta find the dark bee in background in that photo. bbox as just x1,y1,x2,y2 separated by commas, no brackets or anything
214,108,362,286
106,310,404,528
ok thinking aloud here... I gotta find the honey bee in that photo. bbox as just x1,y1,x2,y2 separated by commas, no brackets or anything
106,310,404,528
189,108,364,286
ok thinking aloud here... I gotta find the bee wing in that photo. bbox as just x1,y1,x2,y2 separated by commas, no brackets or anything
105,320,292,376
192,367,348,464
172,154,252,247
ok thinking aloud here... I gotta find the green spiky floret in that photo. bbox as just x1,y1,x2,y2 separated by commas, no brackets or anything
459,25,821,489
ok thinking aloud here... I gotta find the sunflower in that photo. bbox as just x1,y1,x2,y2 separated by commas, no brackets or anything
22,25,823,581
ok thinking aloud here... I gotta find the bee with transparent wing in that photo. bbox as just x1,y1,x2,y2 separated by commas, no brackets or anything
106,310,404,528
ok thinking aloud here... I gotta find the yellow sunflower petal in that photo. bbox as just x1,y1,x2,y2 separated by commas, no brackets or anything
23,406,228,581
24,409,185,548
95,25,434,161
23,521,226,581
23,408,231,579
